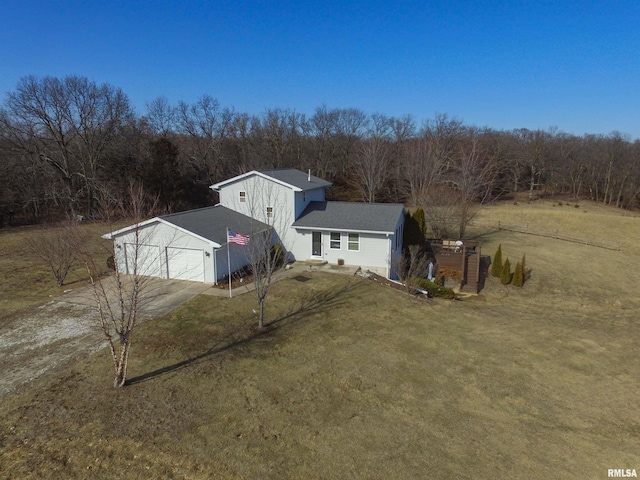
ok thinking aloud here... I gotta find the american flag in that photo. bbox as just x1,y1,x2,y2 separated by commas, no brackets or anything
227,229,250,246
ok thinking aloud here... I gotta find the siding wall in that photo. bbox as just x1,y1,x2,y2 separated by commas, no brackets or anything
291,230,392,276
112,222,217,282
217,175,325,260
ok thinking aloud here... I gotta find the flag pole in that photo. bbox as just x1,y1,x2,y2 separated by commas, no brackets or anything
227,227,232,299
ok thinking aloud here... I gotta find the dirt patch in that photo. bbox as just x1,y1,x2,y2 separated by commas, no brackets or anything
0,302,105,397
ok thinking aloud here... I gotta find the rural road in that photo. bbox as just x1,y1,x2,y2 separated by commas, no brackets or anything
0,278,211,398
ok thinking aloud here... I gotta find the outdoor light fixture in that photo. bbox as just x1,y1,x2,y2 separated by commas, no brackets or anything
205,251,210,257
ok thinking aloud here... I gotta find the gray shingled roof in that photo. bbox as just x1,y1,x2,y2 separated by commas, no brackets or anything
161,205,270,245
257,169,332,191
292,201,405,233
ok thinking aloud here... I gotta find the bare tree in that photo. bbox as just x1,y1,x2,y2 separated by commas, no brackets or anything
78,183,159,387
449,134,498,238
1,75,134,217
418,185,461,239
25,219,88,287
393,245,432,295
238,177,293,329
145,95,176,136
351,113,393,202
351,138,392,202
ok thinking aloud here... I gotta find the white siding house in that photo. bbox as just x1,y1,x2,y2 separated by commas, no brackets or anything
105,169,405,283
103,205,270,283
291,201,405,278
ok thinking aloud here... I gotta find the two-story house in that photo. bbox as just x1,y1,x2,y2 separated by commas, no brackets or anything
104,169,405,283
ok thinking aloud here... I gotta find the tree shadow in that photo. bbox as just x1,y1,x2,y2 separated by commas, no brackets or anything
478,255,491,292
125,277,364,386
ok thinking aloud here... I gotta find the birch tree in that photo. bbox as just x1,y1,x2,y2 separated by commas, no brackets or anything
78,183,159,387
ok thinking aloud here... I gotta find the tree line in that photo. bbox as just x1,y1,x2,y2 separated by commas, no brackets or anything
1,75,639,233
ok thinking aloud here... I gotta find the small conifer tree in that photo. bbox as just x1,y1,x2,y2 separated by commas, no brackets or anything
521,253,529,282
512,260,524,287
491,244,503,277
500,257,511,285
413,207,427,245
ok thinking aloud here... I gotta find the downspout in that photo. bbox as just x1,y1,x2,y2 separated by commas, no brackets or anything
212,247,218,285
387,233,391,279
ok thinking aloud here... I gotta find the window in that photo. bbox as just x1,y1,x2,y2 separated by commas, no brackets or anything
330,232,341,249
239,191,246,203
266,206,274,218
348,233,360,251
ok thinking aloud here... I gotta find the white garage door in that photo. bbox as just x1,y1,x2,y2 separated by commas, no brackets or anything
124,243,163,277
166,247,205,282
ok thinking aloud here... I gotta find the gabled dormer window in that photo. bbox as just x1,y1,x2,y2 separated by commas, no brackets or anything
239,191,246,203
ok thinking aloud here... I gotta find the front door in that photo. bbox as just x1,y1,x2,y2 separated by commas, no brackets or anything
312,231,322,257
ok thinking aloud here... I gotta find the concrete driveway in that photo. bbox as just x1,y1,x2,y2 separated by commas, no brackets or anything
0,276,211,398
58,276,213,317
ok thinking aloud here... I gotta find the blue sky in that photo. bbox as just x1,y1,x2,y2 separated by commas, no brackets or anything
1,0,639,138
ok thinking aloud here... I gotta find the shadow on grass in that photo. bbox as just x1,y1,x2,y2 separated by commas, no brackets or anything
125,278,364,386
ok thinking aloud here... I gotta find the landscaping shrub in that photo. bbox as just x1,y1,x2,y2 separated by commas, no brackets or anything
512,260,524,287
491,244,503,277
521,253,531,282
270,242,285,267
412,207,427,245
418,279,456,299
500,257,512,285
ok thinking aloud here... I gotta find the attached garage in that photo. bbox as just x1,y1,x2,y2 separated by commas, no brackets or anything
103,205,271,284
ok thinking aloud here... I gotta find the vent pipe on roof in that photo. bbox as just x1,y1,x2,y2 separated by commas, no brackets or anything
308,169,311,182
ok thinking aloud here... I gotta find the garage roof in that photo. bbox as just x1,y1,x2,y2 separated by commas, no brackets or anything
103,205,270,247
160,205,270,245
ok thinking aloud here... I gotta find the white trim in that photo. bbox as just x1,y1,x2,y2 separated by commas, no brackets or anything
210,170,304,192
347,233,360,252
329,231,341,250
293,225,395,235
103,217,221,248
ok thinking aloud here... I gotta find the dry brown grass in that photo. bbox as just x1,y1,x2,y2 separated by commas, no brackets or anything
1,201,640,479
0,221,126,322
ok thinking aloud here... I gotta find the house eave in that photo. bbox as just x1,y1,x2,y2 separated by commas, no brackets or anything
102,218,221,248
292,225,395,236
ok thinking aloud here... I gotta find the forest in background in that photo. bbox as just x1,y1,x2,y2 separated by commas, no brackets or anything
1,75,639,237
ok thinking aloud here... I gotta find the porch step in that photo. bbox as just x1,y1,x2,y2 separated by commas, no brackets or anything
300,259,328,266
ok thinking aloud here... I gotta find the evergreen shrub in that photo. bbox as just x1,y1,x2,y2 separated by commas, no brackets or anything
512,260,524,287
418,279,456,299
500,257,512,285
491,244,503,277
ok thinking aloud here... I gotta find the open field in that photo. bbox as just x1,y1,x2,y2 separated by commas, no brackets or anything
1,202,640,479
0,221,125,322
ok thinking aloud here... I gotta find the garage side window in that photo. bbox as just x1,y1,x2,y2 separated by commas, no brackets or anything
330,232,341,249
266,206,274,218
239,191,246,203
348,233,360,251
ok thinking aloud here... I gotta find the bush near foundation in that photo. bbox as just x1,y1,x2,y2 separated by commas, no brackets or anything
418,279,456,299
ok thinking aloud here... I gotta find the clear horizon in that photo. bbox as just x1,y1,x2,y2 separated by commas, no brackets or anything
2,0,639,139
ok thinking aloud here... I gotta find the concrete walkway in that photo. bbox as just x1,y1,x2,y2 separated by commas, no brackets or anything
201,261,361,297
